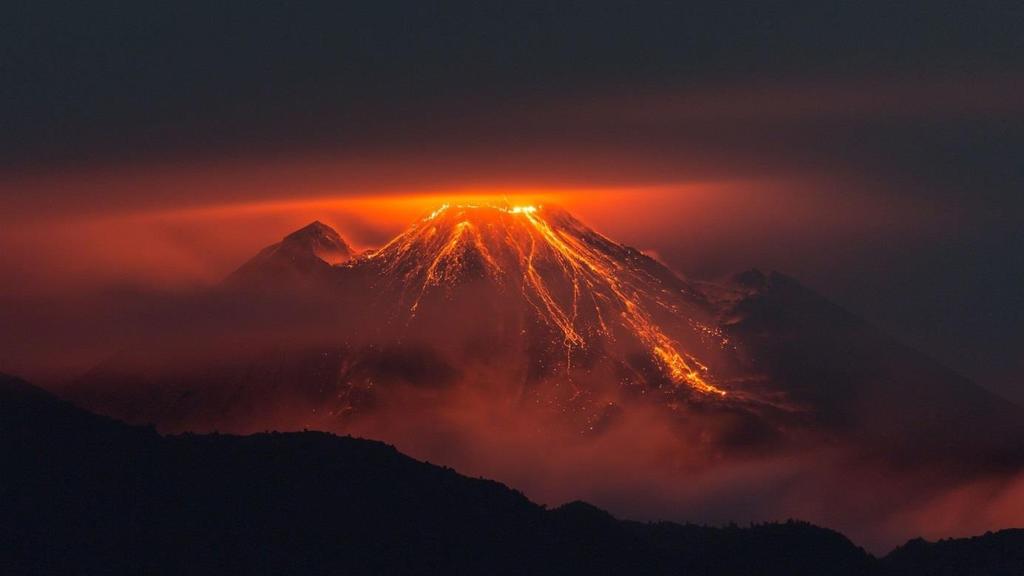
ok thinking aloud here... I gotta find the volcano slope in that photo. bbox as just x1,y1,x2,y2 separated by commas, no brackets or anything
71,205,764,437
66,205,1024,544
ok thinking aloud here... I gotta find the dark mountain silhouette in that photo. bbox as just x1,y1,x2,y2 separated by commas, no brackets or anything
881,531,1024,576
4,374,1022,575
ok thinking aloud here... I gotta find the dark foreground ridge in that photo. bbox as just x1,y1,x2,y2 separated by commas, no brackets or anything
1,374,1020,576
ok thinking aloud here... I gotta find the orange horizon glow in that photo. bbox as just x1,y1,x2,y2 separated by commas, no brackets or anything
0,158,953,304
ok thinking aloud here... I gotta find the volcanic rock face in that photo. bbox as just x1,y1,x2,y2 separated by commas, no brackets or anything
69,206,756,439
361,205,729,395
69,205,1024,469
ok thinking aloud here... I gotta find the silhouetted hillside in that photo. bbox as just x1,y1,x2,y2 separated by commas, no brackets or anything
1,374,1019,575
881,531,1024,576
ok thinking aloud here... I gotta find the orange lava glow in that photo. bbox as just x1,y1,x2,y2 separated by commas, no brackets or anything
369,203,725,395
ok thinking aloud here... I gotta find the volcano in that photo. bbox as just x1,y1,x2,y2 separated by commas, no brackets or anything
362,204,728,395
68,204,1024,474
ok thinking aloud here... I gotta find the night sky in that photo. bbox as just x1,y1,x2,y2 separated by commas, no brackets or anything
2,2,1022,402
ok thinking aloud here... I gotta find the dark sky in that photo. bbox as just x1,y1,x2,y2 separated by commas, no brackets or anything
5,2,1023,164
2,2,1023,400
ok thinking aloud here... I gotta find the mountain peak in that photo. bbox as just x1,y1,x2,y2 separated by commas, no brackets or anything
225,205,730,396
227,221,353,284
282,221,352,263
287,219,337,237
365,203,727,396
436,202,578,222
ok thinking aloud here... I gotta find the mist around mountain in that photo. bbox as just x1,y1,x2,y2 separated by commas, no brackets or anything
722,269,1024,471
227,220,354,285
62,206,1024,550
4,374,1023,575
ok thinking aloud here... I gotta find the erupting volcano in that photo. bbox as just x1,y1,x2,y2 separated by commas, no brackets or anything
70,203,1024,488
364,204,726,396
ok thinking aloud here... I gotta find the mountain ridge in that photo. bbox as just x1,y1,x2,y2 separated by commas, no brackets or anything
61,206,1024,549
68,206,1024,458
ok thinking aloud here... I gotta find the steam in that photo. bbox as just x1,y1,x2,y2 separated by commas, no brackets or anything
338,367,1024,553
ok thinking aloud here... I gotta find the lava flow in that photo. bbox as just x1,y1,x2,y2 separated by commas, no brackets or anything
366,204,726,396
